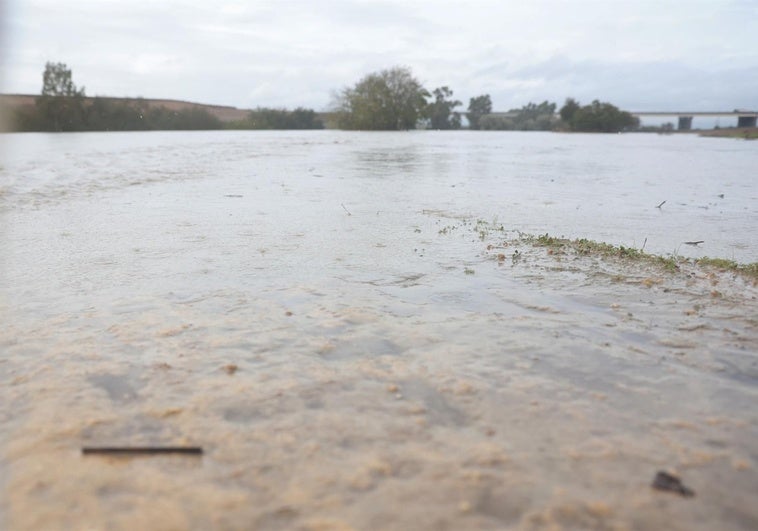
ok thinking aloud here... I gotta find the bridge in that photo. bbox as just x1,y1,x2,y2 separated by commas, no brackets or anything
629,111,758,130
485,109,757,130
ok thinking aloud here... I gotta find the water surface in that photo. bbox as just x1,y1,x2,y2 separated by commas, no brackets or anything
1,131,756,529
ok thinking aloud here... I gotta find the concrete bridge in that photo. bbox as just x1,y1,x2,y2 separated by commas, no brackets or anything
485,109,757,130
629,111,758,130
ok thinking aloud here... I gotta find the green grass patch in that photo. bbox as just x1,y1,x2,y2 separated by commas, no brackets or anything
531,233,650,258
524,233,677,271
521,233,757,278
696,257,758,279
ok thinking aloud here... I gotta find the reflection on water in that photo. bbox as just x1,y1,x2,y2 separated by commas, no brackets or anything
0,130,757,529
354,146,423,175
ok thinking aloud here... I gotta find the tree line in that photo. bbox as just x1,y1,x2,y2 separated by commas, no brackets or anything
7,63,323,132
7,62,640,133
227,107,323,130
333,66,639,133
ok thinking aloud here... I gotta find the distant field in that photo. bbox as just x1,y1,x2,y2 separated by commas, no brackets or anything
0,93,251,123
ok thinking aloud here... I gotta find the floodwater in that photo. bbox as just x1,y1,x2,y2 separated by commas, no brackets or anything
0,130,756,530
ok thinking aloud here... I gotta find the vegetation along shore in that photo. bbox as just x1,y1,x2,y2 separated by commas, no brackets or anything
0,62,687,134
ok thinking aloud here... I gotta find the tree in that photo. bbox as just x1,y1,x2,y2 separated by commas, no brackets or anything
85,98,148,131
478,101,558,131
511,101,557,130
41,62,85,97
562,99,638,132
426,86,461,129
334,66,429,130
467,94,492,130
36,62,86,131
559,98,580,123
243,107,324,129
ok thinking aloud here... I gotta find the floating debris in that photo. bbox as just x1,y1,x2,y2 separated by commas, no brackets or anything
651,471,695,497
82,446,203,456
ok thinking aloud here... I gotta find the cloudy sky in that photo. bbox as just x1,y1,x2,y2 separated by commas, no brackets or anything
2,0,756,112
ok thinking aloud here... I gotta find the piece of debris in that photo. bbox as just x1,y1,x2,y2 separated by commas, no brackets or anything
82,446,203,455
651,471,695,497
656,200,666,209
223,364,239,375
683,241,704,246
224,194,243,198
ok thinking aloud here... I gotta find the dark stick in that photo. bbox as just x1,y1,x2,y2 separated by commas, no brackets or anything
652,470,695,497
341,203,352,216
656,200,666,209
82,446,203,455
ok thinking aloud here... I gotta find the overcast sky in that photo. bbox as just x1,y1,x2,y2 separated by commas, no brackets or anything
2,0,756,112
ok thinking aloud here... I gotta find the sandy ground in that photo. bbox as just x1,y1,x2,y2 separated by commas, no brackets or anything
1,224,756,530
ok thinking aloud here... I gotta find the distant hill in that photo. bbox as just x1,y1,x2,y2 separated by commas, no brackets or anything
0,93,251,123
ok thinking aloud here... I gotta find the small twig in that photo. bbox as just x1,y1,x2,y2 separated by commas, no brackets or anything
82,446,203,455
683,240,704,246
341,203,352,216
641,237,647,252
656,200,666,209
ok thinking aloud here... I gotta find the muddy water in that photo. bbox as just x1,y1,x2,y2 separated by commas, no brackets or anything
0,131,757,530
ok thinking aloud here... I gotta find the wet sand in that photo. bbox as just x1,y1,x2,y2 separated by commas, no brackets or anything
2,223,756,530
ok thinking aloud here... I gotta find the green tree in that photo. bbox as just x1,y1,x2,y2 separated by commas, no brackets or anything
426,86,461,129
145,106,222,130
511,101,557,130
85,98,149,131
478,101,558,131
334,66,429,130
563,99,638,132
41,62,85,97
36,62,86,131
243,107,324,129
289,107,324,129
559,98,580,123
467,94,492,130
478,114,514,130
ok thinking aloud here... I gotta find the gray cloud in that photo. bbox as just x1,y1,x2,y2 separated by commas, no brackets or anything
2,0,756,112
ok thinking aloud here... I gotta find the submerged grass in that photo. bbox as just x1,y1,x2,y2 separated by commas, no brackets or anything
524,233,679,272
695,257,758,279
520,233,757,279
434,217,757,280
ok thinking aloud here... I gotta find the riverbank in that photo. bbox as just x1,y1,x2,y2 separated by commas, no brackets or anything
699,127,758,139
0,93,251,123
